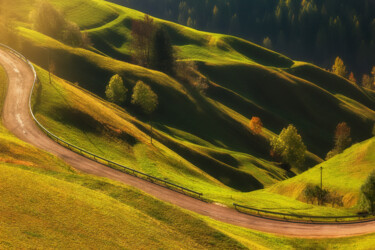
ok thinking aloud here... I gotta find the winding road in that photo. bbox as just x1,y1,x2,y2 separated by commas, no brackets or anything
1,48,375,239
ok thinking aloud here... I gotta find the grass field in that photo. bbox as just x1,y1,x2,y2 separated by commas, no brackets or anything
2,0,375,247
30,64,358,216
1,63,245,248
3,0,372,214
2,64,375,248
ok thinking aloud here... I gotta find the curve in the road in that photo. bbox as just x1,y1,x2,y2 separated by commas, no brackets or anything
1,48,375,239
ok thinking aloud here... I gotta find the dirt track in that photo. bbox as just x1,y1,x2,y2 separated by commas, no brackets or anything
1,48,375,239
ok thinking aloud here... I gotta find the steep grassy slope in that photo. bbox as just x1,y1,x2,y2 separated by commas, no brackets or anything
269,137,375,207
30,64,356,216
201,62,375,157
32,65,287,204
3,0,375,214
3,63,375,250
0,62,249,248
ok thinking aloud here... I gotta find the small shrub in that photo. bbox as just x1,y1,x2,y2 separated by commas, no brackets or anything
328,192,344,207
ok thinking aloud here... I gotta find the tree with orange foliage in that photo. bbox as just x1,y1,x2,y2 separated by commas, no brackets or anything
249,117,263,135
326,122,352,159
349,72,356,84
334,122,352,151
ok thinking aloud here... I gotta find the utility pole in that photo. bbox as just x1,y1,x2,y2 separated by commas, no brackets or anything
320,166,323,190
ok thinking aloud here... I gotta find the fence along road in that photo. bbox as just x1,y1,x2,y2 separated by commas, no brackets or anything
2,46,375,238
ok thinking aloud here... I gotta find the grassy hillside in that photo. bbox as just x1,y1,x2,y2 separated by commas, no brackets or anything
3,66,375,248
269,137,375,207
30,64,357,216
8,0,374,163
1,0,373,211
3,0,375,247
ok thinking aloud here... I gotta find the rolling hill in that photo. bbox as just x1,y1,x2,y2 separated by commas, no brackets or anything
3,61,375,250
2,0,375,248
1,0,374,212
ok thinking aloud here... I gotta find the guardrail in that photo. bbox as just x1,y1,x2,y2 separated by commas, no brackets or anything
0,43,203,200
233,203,375,223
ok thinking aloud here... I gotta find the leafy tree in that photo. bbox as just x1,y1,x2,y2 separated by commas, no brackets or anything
31,1,90,47
131,15,155,67
348,72,356,84
360,171,375,214
31,1,66,39
63,22,91,48
105,74,128,105
270,124,306,170
331,56,347,78
334,122,352,152
131,81,158,114
326,122,352,159
249,117,263,135
151,28,175,74
362,74,372,89
262,37,272,49
131,81,158,143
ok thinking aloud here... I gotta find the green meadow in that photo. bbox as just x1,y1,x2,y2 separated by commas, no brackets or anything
3,0,372,214
1,0,375,247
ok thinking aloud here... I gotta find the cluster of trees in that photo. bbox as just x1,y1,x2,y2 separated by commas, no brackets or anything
112,0,375,77
248,117,358,171
303,184,343,207
105,74,159,143
30,1,91,48
331,56,375,90
131,15,175,75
